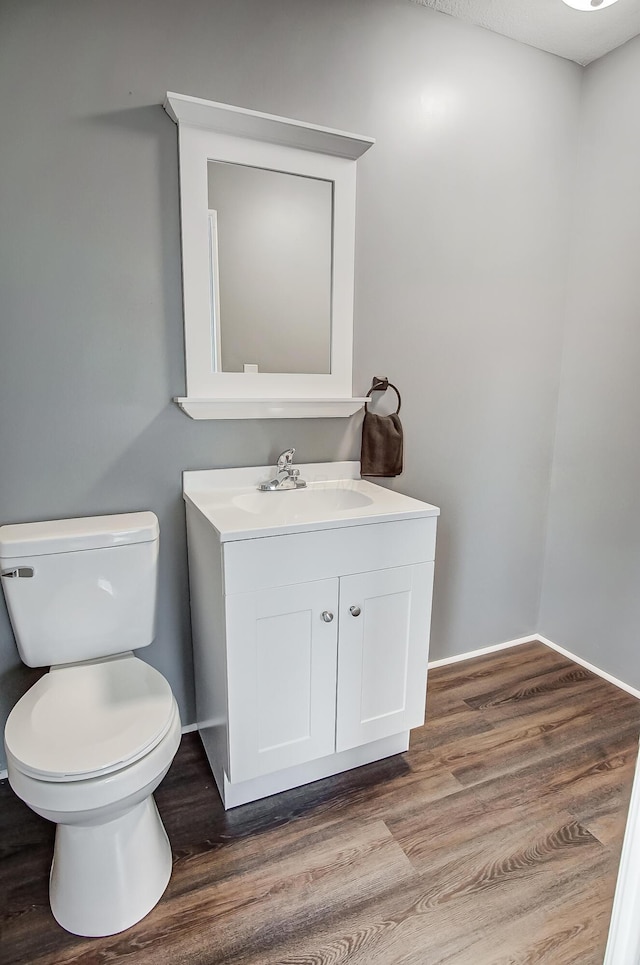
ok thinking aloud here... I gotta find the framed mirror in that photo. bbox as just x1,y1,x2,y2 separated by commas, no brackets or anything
207,160,332,376
164,93,374,419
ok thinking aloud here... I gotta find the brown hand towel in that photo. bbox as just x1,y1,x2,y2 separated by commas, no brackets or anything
361,409,404,477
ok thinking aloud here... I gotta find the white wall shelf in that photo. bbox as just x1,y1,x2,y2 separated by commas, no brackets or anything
174,397,369,420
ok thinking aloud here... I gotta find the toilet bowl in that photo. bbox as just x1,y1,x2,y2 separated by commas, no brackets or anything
0,513,181,937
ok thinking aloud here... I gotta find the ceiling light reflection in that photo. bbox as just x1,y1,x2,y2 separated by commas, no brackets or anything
561,0,621,11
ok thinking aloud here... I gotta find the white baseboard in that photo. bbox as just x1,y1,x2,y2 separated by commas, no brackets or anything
429,633,640,702
537,635,640,701
0,768,7,781
428,635,538,669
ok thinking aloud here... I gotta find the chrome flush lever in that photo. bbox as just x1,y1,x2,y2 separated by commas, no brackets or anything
1,567,34,578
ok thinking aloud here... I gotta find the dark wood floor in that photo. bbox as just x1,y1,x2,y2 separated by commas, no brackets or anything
2,641,640,964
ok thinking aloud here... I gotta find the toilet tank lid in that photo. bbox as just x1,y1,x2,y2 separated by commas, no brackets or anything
0,512,159,559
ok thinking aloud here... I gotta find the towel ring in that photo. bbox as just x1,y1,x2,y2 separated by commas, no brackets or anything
366,376,401,414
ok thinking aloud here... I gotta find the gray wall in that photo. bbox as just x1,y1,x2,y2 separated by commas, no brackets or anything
539,34,640,687
0,0,582,769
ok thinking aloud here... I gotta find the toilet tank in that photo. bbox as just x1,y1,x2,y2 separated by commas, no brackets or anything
0,512,159,668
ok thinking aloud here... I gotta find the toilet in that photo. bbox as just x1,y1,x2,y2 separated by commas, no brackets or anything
0,511,181,938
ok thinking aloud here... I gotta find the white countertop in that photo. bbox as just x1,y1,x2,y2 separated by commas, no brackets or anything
183,461,440,542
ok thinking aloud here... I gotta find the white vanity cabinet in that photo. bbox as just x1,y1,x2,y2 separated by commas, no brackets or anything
224,559,433,784
183,463,439,809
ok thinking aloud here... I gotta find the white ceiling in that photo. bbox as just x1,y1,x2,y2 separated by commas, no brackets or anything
412,0,640,65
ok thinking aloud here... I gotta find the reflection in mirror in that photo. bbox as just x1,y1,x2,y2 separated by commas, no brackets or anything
207,161,333,375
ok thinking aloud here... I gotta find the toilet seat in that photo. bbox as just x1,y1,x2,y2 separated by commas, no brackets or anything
5,654,175,782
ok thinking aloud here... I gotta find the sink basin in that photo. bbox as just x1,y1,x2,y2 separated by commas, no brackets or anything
182,461,439,541
233,487,373,516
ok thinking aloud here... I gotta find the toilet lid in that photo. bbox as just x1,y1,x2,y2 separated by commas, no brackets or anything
5,654,176,781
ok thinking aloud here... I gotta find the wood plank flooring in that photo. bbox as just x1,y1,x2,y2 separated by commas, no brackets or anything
2,641,639,964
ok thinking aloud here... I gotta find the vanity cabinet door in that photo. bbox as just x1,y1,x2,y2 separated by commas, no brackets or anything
225,578,339,783
336,563,434,753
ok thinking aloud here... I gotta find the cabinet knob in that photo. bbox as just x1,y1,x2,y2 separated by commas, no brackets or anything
321,610,334,623
349,605,362,617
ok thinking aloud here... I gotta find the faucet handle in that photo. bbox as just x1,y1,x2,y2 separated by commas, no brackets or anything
276,448,295,470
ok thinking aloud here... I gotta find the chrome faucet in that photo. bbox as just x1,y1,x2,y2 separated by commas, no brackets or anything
258,448,307,491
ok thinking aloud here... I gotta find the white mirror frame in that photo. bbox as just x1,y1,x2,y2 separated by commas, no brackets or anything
164,93,374,420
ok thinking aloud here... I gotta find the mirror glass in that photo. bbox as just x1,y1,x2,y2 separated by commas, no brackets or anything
207,160,333,375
